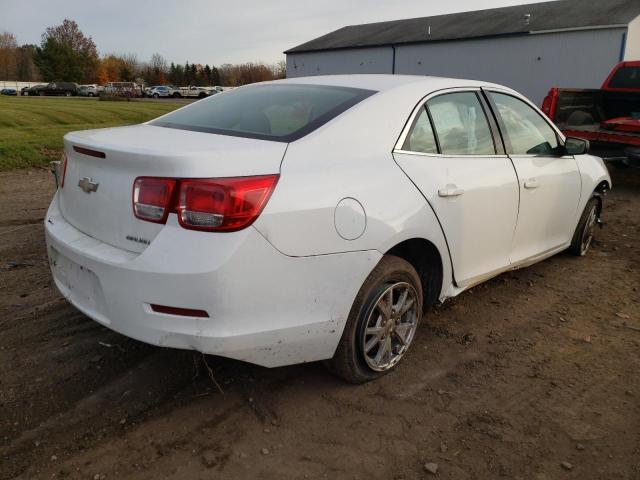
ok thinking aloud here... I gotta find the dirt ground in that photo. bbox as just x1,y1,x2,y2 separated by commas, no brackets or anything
1,166,639,480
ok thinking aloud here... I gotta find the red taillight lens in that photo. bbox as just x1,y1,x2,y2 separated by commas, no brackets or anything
131,175,279,232
60,153,68,188
133,177,177,223
177,175,279,232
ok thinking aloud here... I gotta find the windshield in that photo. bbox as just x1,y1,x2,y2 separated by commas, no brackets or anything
150,83,376,142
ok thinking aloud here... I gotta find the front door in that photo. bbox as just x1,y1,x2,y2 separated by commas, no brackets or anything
486,91,581,263
394,90,520,287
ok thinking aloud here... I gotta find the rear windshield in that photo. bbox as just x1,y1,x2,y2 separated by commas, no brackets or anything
608,67,640,89
150,83,376,142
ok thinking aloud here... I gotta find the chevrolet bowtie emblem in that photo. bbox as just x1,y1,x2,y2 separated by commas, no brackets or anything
78,177,99,194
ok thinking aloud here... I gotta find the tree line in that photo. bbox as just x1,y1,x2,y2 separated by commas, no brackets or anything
0,19,286,86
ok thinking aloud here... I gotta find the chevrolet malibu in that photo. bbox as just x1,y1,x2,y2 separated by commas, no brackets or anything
45,75,610,383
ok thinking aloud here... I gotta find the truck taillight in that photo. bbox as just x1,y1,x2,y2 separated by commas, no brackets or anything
132,175,279,232
133,177,177,223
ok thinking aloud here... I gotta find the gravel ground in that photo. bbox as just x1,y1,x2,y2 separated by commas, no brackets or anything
0,165,638,480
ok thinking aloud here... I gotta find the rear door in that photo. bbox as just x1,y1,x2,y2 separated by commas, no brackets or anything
393,89,519,287
485,90,581,263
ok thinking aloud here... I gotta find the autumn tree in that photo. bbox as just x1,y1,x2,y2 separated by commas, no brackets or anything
35,19,98,82
35,38,82,81
142,53,167,85
0,32,18,79
119,53,138,81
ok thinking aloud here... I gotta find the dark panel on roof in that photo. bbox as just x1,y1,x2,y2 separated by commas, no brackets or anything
286,0,640,53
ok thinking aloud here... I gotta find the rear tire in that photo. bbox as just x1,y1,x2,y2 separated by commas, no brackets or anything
569,197,600,256
327,255,423,384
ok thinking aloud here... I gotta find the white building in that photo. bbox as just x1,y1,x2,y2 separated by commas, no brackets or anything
285,0,640,104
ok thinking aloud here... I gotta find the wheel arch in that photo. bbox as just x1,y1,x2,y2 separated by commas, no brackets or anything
593,179,610,212
386,238,444,311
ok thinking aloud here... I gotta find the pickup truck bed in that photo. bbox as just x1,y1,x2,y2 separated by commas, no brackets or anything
541,61,640,165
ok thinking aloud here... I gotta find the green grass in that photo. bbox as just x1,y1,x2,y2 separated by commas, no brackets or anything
0,96,182,170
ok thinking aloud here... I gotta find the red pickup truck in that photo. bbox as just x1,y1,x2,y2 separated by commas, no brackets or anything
541,61,640,166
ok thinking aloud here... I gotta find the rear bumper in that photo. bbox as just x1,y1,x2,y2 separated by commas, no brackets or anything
45,191,381,367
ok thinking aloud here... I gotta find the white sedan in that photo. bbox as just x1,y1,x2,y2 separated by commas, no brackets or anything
45,75,610,383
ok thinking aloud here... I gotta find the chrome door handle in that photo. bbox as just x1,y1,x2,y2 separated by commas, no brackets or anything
438,187,465,197
524,179,539,189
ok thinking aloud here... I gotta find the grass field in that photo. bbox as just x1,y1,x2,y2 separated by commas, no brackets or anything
0,96,182,170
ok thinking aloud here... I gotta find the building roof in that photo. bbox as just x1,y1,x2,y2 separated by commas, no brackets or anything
285,0,640,54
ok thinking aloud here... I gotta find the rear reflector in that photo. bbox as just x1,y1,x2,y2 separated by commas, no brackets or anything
132,175,279,232
73,145,106,158
150,304,209,318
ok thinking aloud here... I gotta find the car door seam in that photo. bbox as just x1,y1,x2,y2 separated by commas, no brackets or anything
390,158,457,286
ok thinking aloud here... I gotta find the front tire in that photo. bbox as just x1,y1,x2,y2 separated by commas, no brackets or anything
328,255,423,383
569,197,600,256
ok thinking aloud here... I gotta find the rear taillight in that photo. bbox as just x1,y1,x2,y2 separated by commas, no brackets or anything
133,177,177,223
60,153,68,188
132,175,278,232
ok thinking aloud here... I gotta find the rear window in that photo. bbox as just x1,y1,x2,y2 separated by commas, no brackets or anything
608,67,640,89
150,83,376,142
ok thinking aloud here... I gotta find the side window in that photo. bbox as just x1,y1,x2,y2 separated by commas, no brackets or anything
401,107,438,154
608,67,640,89
489,92,559,155
427,92,495,155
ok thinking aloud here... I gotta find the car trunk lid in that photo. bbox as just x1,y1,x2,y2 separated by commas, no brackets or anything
59,124,286,253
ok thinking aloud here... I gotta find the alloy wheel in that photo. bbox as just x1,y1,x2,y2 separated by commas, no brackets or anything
580,205,598,254
361,282,419,372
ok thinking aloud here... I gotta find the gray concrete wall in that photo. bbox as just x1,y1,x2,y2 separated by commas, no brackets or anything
287,46,393,77
287,28,627,105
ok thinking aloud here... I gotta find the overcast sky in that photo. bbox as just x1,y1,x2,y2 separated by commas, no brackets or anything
2,0,553,65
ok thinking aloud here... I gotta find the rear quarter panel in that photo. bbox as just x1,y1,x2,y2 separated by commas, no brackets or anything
253,84,456,299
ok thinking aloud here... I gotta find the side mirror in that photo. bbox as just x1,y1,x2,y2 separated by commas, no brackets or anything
565,137,590,155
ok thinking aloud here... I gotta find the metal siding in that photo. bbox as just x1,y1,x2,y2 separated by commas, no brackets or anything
393,29,625,104
287,47,393,77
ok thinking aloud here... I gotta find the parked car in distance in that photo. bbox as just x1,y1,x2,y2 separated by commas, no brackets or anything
21,84,45,96
0,88,17,96
542,61,640,166
31,82,70,96
147,85,174,98
30,82,78,96
45,75,610,383
103,82,142,98
174,86,213,98
78,84,101,97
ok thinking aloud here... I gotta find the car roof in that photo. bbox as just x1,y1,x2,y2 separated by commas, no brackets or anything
269,74,508,93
